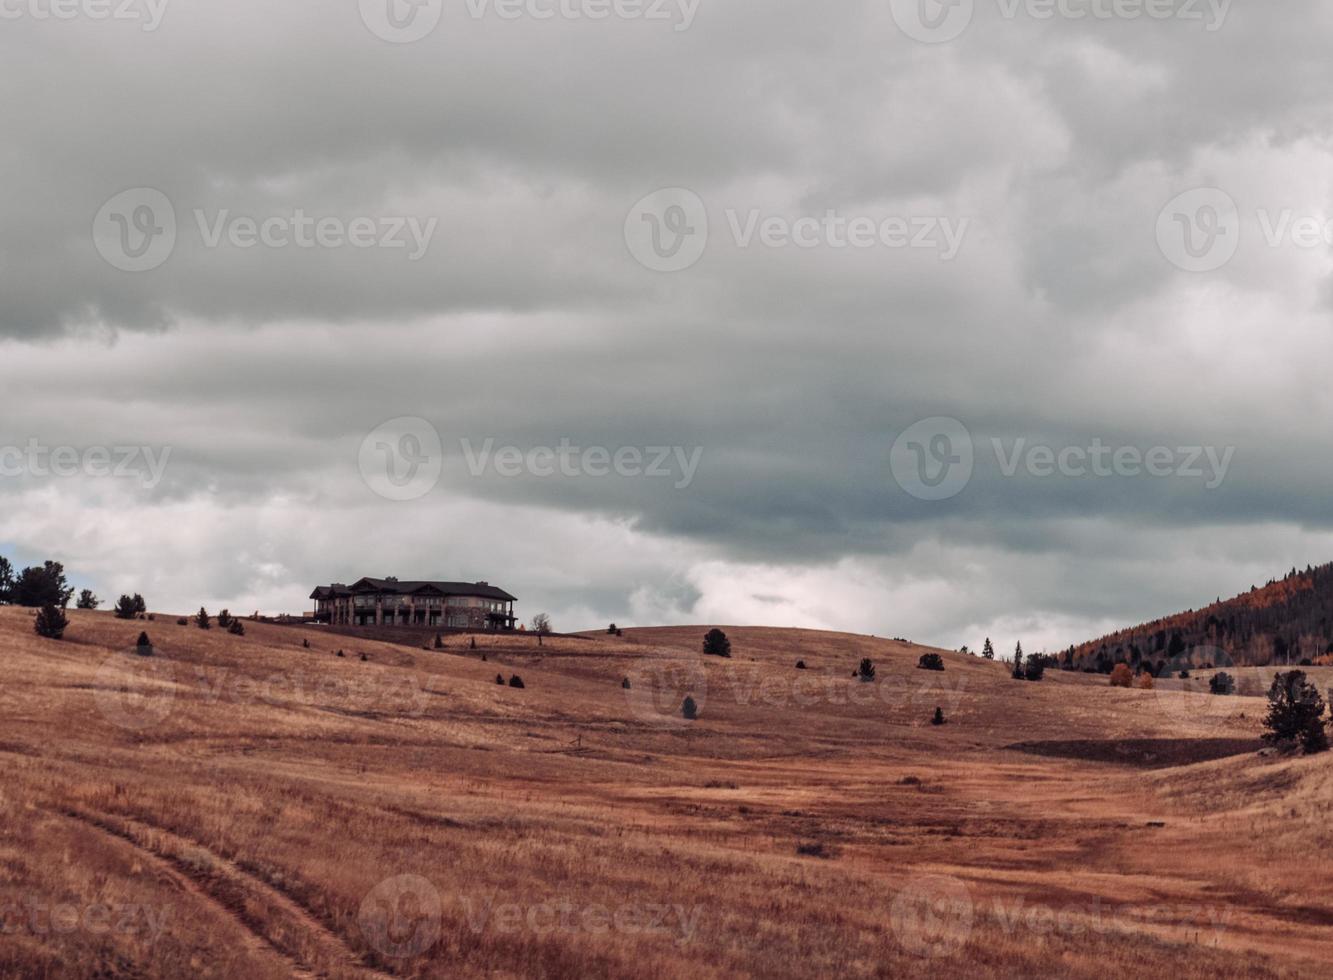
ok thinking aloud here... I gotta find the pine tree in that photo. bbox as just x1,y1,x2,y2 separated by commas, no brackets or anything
1263,671,1328,754
195,607,211,630
982,638,995,660
34,604,68,639
1012,642,1025,680
76,589,100,610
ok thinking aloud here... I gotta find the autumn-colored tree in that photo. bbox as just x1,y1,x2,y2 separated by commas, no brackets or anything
1109,663,1134,688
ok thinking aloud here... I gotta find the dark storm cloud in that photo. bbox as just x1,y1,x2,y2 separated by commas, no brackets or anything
3,0,1333,645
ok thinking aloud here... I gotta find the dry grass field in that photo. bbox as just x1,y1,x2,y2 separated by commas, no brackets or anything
1,608,1331,978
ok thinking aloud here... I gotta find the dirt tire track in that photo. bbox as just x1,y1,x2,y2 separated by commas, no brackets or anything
59,805,395,980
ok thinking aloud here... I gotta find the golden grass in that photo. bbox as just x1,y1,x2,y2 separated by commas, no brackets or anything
0,609,1329,977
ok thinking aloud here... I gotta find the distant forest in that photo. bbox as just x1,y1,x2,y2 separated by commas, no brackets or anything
1058,563,1333,674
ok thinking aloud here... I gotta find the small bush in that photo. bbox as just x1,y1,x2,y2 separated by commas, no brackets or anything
136,632,152,655
360,652,368,662
1024,661,1045,682
509,675,525,689
496,674,505,685
917,653,945,672
795,841,831,859
703,629,731,658
1179,670,1191,679
176,617,188,627
857,658,876,683
302,638,310,649
1210,672,1236,695
682,695,698,720
34,605,68,639
336,650,345,658
227,619,245,636
931,707,946,726
795,660,807,670
622,677,631,689
76,589,100,610
1109,664,1133,688
1137,673,1155,690
607,623,618,634
434,634,444,649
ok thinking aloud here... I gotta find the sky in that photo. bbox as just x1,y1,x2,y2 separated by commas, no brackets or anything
4,0,1333,651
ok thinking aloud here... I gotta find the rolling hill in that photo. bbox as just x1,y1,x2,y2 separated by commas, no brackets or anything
1067,562,1333,673
0,609,1330,977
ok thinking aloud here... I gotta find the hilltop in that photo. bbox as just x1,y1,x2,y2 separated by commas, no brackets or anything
0,609,1330,978
1067,562,1333,673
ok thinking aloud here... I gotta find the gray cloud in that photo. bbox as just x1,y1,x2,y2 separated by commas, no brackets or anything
2,0,1332,648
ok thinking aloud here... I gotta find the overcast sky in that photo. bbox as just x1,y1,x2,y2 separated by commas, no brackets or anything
3,0,1333,650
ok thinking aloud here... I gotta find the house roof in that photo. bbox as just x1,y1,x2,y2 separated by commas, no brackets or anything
310,578,516,602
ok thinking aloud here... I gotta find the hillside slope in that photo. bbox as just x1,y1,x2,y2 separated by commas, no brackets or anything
0,610,1330,978
1068,562,1333,672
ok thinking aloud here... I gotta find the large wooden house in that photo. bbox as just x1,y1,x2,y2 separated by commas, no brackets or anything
310,577,517,630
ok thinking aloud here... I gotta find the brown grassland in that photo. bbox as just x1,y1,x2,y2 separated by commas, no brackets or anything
1,607,1331,977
